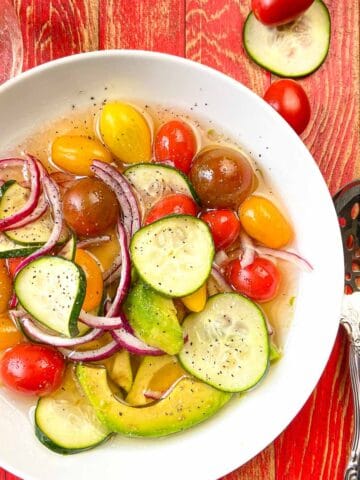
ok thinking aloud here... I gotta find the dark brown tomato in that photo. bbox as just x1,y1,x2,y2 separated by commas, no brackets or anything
189,147,254,209
63,178,119,236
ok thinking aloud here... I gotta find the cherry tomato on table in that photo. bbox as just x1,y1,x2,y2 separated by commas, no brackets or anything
63,177,119,236
226,257,281,302
264,79,311,135
252,0,314,27
200,209,240,250
154,120,197,174
0,343,65,396
144,194,198,225
75,249,103,312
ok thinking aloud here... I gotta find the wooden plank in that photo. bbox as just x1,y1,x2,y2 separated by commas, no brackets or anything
185,0,270,95
273,0,360,477
13,0,99,70
98,0,185,55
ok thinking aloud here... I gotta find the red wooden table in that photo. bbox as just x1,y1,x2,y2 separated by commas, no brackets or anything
1,1,359,479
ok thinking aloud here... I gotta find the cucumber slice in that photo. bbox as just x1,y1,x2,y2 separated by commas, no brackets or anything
58,232,76,261
35,366,110,454
243,0,331,77
130,215,214,297
179,293,269,392
0,182,68,246
124,163,199,212
15,256,86,337
0,233,37,258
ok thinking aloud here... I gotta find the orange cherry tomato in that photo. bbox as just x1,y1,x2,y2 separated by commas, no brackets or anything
52,135,112,176
239,195,293,249
0,260,12,314
0,314,23,350
75,249,103,312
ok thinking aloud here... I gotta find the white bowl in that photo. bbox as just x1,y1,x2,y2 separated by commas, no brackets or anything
0,51,343,480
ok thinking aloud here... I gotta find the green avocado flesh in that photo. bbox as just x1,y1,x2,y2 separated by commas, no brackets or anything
76,364,232,437
124,281,184,355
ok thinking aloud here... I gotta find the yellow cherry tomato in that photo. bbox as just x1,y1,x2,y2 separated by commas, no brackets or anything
0,314,23,350
75,249,103,312
181,284,207,313
99,102,151,164
52,135,112,176
0,260,12,314
239,195,293,249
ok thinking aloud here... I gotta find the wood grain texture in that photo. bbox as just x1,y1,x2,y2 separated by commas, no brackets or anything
1,0,359,479
12,0,99,70
98,0,185,55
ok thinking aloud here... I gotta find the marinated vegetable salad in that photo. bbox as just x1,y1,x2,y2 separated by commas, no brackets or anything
0,101,311,454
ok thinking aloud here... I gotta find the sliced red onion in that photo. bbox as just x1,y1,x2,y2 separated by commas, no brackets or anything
13,175,63,276
19,316,103,347
9,294,18,309
77,235,111,249
111,328,164,356
105,221,131,318
211,265,233,293
79,310,125,330
4,194,48,231
213,249,230,268
91,161,141,235
143,375,189,400
239,231,255,268
0,156,40,231
59,340,121,362
252,246,313,272
104,263,122,286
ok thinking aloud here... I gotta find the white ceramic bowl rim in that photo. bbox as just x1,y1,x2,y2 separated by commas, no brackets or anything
0,50,344,480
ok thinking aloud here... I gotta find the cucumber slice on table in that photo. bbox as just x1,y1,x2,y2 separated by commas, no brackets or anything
14,256,86,337
130,215,214,297
124,163,199,212
243,0,331,77
179,293,269,392
35,366,110,454
0,182,68,246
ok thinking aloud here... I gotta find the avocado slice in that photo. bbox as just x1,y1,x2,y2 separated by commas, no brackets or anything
124,281,184,355
126,355,176,405
103,350,133,393
76,364,232,437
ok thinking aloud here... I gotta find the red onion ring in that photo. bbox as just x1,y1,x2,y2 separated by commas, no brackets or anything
79,310,125,330
143,374,189,400
77,235,111,249
91,161,140,235
0,156,40,231
19,316,103,347
239,231,255,268
59,340,121,362
211,265,233,292
105,221,131,318
111,328,164,356
13,175,63,276
5,194,48,231
252,245,313,272
104,263,121,285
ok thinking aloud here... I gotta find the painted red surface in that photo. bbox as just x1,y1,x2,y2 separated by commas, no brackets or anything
2,0,359,478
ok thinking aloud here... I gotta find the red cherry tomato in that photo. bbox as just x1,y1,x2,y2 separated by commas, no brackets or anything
225,257,281,302
145,194,197,225
264,80,311,135
0,343,65,396
200,209,240,251
154,120,197,174
6,257,25,278
252,0,314,26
